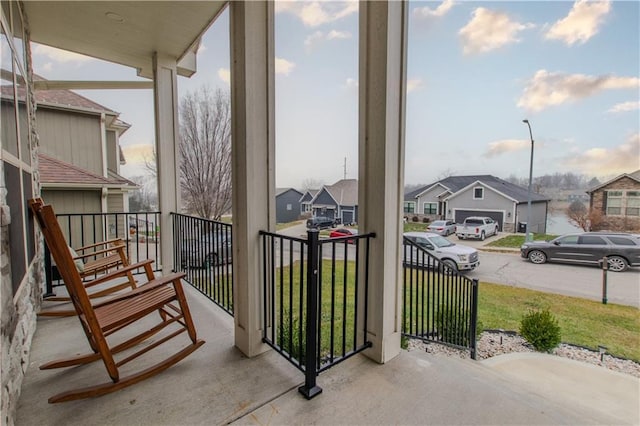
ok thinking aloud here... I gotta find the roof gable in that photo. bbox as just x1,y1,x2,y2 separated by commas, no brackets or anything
587,170,640,193
405,174,549,203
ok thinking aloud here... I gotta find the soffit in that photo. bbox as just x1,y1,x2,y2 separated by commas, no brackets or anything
23,1,227,78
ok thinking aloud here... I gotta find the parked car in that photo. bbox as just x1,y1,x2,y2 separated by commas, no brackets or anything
520,232,640,272
427,220,456,236
455,216,499,241
180,230,232,268
329,228,358,243
403,232,479,272
306,216,335,229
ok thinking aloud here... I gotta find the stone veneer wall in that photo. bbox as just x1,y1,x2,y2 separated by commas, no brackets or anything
1,30,44,425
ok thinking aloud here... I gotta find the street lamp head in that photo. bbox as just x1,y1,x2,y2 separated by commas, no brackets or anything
522,119,529,124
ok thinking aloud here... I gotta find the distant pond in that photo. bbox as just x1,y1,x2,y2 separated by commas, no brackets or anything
546,212,582,235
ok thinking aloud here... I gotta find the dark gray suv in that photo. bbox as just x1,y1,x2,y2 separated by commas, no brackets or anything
520,232,640,272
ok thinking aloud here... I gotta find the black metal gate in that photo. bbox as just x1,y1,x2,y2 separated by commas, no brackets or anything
260,229,375,399
402,237,479,359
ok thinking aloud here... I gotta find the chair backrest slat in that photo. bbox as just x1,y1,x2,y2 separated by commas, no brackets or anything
29,199,94,319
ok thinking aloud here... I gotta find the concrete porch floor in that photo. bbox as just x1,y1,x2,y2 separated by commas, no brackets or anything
16,284,639,425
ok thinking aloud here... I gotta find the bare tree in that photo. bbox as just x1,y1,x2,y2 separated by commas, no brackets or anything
566,201,604,231
179,86,232,220
300,178,323,192
128,175,158,211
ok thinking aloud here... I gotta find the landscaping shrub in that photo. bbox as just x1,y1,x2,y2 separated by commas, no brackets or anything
422,217,429,223
278,311,306,363
412,216,419,222
519,309,561,352
436,304,482,347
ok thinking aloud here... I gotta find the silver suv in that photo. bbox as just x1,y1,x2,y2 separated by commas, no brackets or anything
520,232,640,272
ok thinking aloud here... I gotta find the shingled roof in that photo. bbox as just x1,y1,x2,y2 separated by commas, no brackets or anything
39,153,137,189
405,175,549,203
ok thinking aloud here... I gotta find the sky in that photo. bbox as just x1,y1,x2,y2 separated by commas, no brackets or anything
30,0,640,189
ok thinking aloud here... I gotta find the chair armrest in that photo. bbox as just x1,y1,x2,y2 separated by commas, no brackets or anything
75,238,124,252
74,245,127,260
83,259,155,288
93,272,187,308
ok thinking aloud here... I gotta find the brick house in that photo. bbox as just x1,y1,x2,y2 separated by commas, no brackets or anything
587,170,640,232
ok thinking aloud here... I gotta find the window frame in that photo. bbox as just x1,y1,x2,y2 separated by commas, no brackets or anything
473,187,484,200
423,202,437,215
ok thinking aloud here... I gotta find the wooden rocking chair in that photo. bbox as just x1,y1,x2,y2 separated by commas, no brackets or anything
41,237,143,316
29,198,205,403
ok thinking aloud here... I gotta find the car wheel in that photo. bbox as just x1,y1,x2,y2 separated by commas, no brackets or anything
442,259,458,274
204,253,219,268
457,236,464,240
607,256,628,272
528,250,546,264
480,231,485,241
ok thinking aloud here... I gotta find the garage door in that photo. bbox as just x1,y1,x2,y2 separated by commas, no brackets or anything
454,210,504,231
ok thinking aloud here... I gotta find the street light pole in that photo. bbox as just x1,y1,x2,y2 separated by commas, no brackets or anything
522,119,534,242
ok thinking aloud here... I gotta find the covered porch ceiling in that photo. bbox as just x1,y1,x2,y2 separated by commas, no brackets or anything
23,1,228,79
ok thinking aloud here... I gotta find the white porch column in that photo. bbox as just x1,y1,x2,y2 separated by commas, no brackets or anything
229,1,275,357
358,0,408,363
153,53,181,274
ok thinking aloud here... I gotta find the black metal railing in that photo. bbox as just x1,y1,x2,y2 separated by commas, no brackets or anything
171,213,233,315
402,237,479,359
260,229,375,399
44,211,162,295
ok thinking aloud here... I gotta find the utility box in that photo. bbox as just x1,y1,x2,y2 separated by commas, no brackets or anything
517,222,527,233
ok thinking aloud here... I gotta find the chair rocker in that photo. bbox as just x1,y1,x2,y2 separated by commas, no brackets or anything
30,198,205,403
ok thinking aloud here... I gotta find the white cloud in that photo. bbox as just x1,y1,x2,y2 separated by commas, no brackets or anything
304,29,352,51
343,78,358,90
407,79,425,93
545,0,611,45
275,57,296,76
327,30,351,40
607,101,640,114
414,0,455,19
122,144,154,165
518,69,640,112
483,139,530,158
218,68,230,85
276,1,358,28
33,44,95,63
561,133,640,175
459,8,535,55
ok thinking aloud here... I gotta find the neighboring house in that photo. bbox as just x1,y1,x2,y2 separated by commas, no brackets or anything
299,189,318,216
404,175,549,233
32,81,138,216
587,170,640,232
309,179,358,225
275,188,303,223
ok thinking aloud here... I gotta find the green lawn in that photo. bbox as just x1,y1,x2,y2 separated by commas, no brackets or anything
478,282,639,361
486,233,558,248
188,259,640,362
404,222,429,232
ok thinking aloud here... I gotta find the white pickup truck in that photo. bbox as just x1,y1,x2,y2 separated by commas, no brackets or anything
455,216,499,241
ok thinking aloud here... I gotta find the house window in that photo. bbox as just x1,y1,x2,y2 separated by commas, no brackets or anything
1,12,35,297
626,191,640,216
423,203,437,215
404,202,415,214
286,203,292,211
606,191,622,215
473,187,484,200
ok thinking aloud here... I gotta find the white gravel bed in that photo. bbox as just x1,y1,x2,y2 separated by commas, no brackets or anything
407,331,640,378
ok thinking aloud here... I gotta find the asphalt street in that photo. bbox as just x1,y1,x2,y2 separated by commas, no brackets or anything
280,224,640,308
